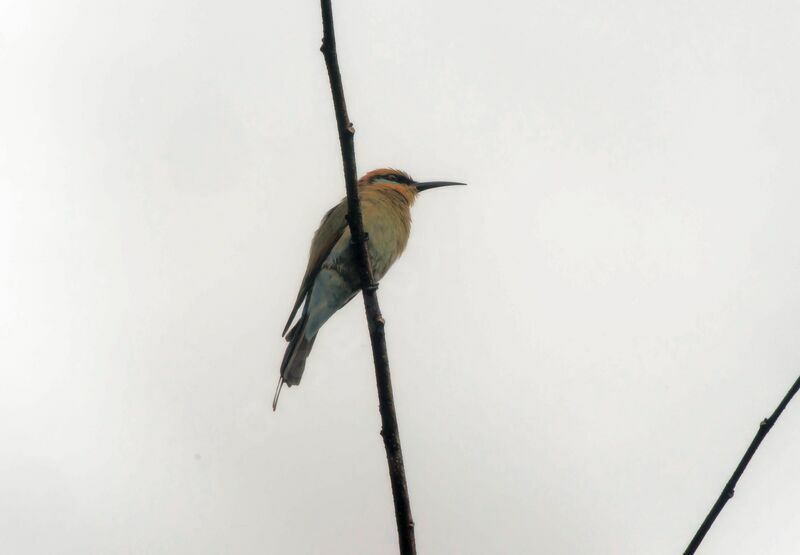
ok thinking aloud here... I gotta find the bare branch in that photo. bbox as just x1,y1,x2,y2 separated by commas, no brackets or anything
684,373,800,554
318,2,416,553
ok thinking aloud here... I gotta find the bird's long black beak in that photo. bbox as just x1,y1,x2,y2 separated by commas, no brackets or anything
414,180,467,192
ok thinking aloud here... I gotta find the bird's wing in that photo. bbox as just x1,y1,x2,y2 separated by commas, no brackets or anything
282,198,348,336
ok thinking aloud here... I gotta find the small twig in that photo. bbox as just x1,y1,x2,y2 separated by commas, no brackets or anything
683,373,800,554
318,2,416,553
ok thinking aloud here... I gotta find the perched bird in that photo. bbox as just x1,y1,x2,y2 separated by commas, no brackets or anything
274,168,465,410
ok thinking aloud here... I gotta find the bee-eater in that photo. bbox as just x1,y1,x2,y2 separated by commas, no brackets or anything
274,168,465,410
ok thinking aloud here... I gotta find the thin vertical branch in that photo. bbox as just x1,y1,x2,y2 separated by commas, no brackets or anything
684,373,800,554
318,1,416,553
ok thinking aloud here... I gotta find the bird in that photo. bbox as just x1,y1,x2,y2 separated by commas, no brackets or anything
273,168,465,410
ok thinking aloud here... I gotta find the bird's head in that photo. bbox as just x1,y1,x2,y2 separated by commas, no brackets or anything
358,168,466,198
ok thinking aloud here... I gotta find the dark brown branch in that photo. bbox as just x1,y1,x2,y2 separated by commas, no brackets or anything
684,373,800,554
318,2,416,553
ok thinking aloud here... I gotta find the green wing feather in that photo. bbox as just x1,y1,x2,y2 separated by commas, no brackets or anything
282,199,348,336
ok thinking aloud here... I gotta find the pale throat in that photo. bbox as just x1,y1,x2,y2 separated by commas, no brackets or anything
373,182,417,206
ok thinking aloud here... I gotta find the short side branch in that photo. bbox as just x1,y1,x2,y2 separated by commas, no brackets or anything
683,373,800,554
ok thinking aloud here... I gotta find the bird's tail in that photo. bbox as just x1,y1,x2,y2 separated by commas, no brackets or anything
273,312,317,411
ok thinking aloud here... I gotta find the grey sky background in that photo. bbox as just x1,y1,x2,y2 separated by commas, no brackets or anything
2,1,800,553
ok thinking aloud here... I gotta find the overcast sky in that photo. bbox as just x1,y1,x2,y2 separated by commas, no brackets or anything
2,1,800,553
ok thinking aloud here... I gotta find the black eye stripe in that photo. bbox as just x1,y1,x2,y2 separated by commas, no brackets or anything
371,173,410,184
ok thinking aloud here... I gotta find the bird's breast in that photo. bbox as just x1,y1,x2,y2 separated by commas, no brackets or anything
361,194,412,280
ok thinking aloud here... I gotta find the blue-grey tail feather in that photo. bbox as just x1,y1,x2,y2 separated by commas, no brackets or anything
272,376,284,411
279,312,317,389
